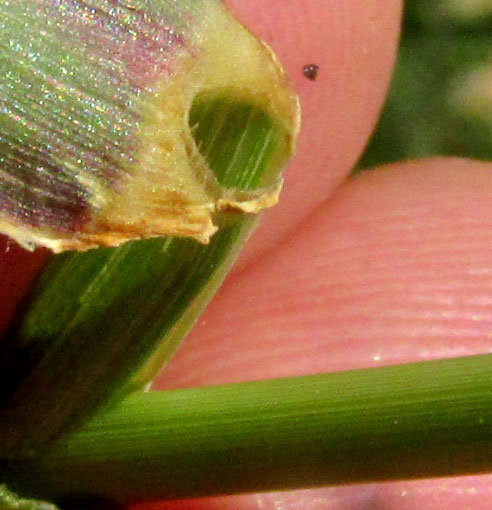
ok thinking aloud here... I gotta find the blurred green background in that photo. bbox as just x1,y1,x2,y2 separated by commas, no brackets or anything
358,0,492,170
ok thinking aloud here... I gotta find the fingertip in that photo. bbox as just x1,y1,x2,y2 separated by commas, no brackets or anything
155,157,492,389
225,0,403,267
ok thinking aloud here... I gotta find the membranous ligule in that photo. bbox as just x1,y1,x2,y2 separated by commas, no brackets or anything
0,0,299,252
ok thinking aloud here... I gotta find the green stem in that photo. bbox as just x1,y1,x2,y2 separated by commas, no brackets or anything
5,353,492,504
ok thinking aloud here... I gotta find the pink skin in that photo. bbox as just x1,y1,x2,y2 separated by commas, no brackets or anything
2,0,492,508
0,238,48,337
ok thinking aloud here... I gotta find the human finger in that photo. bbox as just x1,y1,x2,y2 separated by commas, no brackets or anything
226,0,403,268
147,157,492,510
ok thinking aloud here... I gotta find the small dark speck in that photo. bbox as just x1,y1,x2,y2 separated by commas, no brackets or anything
303,64,319,81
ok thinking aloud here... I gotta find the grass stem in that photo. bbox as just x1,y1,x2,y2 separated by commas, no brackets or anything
5,353,492,504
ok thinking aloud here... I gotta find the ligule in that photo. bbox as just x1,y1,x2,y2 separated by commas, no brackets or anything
0,1,299,459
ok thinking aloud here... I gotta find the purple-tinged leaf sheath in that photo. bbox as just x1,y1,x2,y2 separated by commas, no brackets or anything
0,0,299,252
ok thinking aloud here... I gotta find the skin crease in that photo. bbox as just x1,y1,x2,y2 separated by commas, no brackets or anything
2,0,492,509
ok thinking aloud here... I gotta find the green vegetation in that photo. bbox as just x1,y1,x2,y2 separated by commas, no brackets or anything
359,0,492,169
